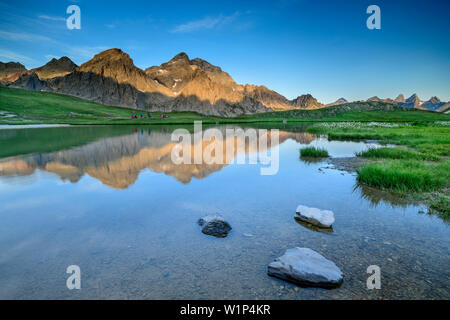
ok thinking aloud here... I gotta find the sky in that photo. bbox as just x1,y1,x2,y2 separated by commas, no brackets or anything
0,0,449,103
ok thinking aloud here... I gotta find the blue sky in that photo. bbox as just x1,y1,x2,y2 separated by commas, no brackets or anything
0,0,449,103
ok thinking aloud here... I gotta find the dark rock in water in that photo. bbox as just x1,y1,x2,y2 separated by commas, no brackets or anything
268,247,343,288
198,215,232,238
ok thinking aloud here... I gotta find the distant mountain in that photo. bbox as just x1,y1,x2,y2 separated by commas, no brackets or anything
398,93,423,109
0,62,26,82
436,102,450,113
3,48,327,116
367,96,382,102
31,57,77,79
326,98,348,107
291,94,324,109
421,96,447,111
363,93,449,112
243,84,293,110
394,94,405,103
0,58,77,83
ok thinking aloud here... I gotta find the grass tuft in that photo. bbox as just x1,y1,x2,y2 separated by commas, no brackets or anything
300,147,329,158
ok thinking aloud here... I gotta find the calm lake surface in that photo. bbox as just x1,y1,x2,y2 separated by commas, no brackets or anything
0,125,448,299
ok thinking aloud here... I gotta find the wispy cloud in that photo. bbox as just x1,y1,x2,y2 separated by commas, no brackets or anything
171,12,239,33
38,15,66,22
0,49,36,64
65,46,110,59
0,30,53,42
45,54,59,60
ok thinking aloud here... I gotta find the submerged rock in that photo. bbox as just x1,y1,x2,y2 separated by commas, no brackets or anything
295,219,334,234
198,215,232,238
295,205,335,228
267,247,343,288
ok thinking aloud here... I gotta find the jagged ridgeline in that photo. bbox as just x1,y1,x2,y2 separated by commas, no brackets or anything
0,49,326,117
1,48,448,115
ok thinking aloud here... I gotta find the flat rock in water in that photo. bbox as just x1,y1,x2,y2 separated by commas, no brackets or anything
295,205,335,228
268,247,343,288
198,215,232,238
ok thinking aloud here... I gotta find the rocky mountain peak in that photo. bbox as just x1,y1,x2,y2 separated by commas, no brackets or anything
0,61,26,70
167,52,190,65
428,96,440,103
77,48,140,78
172,52,189,60
74,48,171,96
394,94,405,102
326,97,348,107
190,58,222,73
292,94,324,109
82,48,133,67
407,93,420,102
35,56,77,76
368,96,381,102
0,61,27,81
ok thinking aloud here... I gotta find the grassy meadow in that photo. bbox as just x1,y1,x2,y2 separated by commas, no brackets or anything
1,86,449,125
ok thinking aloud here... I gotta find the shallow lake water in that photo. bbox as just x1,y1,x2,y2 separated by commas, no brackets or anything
0,125,448,299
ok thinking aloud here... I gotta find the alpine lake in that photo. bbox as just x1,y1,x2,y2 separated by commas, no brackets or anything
0,124,448,299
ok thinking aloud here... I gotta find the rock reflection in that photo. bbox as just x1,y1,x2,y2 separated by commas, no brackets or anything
0,127,315,189
294,218,335,234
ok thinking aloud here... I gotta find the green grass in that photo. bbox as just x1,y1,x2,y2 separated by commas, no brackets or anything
357,147,440,161
300,147,329,158
307,122,450,219
356,160,448,193
1,86,449,125
429,197,449,219
307,124,450,160
0,86,216,125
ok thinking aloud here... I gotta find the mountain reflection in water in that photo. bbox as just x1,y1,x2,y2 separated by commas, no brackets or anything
0,127,315,189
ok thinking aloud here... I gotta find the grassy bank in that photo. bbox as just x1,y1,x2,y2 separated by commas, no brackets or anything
1,86,449,125
356,160,448,193
357,147,440,161
307,123,450,219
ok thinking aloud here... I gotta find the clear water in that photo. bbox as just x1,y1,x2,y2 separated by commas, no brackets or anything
0,125,448,299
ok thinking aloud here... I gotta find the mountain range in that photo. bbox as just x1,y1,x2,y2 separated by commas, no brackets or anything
344,93,449,112
0,48,448,115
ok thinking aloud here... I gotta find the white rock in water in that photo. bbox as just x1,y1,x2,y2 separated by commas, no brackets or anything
268,247,343,288
295,205,335,228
